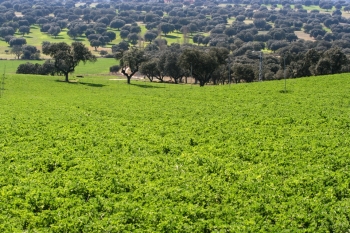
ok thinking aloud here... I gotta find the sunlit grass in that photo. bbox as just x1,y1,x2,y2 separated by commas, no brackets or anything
25,26,82,47
0,58,118,76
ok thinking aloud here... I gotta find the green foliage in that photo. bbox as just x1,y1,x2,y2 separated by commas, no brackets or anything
16,61,55,75
18,26,30,36
119,47,146,84
109,65,120,73
233,63,255,82
0,74,350,231
160,23,175,36
42,42,97,82
180,47,229,86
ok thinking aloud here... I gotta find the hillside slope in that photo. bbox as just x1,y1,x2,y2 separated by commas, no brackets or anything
0,74,349,232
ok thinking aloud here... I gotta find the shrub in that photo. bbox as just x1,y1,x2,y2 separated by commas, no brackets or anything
16,62,39,74
99,50,108,56
37,60,56,75
16,60,56,75
109,65,121,73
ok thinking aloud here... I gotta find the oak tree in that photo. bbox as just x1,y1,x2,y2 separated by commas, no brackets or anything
42,42,96,82
118,47,146,84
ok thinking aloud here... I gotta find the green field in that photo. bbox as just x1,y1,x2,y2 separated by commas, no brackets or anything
0,73,350,231
0,58,118,76
0,27,88,48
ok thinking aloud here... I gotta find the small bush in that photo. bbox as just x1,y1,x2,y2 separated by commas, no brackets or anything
104,54,115,58
16,63,39,74
109,65,120,73
99,50,108,56
16,60,56,75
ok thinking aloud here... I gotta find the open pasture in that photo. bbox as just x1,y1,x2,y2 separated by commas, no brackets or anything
24,27,78,47
295,30,315,41
0,23,198,59
0,74,350,232
0,26,120,59
0,58,117,76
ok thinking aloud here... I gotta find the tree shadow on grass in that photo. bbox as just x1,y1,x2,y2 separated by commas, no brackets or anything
279,89,293,94
130,83,165,88
164,35,180,39
74,38,86,42
55,80,106,87
79,82,107,87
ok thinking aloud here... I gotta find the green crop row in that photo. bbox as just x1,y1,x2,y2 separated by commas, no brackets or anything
0,74,349,232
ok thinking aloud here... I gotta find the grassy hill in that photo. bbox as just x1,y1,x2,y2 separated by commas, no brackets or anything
0,74,349,231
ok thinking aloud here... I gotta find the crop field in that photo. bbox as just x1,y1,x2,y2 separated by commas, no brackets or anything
0,74,350,232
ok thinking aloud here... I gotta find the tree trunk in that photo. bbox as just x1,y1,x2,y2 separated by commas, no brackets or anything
64,72,69,82
121,67,137,84
155,75,164,82
146,75,153,82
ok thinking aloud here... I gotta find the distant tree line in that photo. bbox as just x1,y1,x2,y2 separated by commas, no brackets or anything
114,43,348,86
2,0,350,54
6,0,350,84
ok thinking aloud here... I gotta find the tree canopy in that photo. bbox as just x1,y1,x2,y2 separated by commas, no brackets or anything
118,47,146,84
42,42,96,82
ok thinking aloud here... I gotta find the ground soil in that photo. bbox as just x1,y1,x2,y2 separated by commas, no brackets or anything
295,31,315,41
